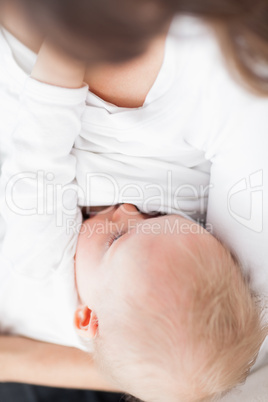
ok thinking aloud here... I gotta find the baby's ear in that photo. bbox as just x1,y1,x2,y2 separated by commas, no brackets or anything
74,305,98,339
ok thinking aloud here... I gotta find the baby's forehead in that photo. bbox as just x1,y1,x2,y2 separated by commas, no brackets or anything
109,214,216,292
135,213,209,243
122,215,212,275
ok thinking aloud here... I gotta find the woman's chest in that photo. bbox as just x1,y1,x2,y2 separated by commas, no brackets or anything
73,92,211,218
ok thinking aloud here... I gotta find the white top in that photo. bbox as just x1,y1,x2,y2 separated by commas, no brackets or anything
0,15,267,353
0,76,89,349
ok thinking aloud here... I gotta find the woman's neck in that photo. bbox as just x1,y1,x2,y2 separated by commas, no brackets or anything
84,34,167,108
1,3,168,108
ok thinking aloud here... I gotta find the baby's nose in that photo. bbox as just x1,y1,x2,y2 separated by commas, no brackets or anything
111,203,141,223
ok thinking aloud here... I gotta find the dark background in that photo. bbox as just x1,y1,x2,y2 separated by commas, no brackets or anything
0,384,125,402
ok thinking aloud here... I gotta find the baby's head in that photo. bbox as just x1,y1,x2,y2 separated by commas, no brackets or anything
74,204,267,402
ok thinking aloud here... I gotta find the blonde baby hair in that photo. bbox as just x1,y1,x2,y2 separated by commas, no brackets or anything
91,229,267,402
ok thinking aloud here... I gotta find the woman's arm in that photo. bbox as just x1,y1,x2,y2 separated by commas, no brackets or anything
31,39,85,88
0,42,120,392
186,62,268,300
0,336,120,392
0,40,93,377
0,41,87,279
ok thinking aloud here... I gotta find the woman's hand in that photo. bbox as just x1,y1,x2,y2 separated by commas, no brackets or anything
0,335,119,391
31,39,86,89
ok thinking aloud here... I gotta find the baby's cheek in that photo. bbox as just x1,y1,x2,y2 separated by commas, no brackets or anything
75,245,91,300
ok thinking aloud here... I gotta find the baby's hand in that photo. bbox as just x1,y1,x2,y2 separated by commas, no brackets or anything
31,39,86,89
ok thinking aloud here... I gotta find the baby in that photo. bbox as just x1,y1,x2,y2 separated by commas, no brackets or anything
74,204,266,402
0,39,266,402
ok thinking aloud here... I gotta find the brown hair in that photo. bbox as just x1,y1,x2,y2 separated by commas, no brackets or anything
8,0,268,93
